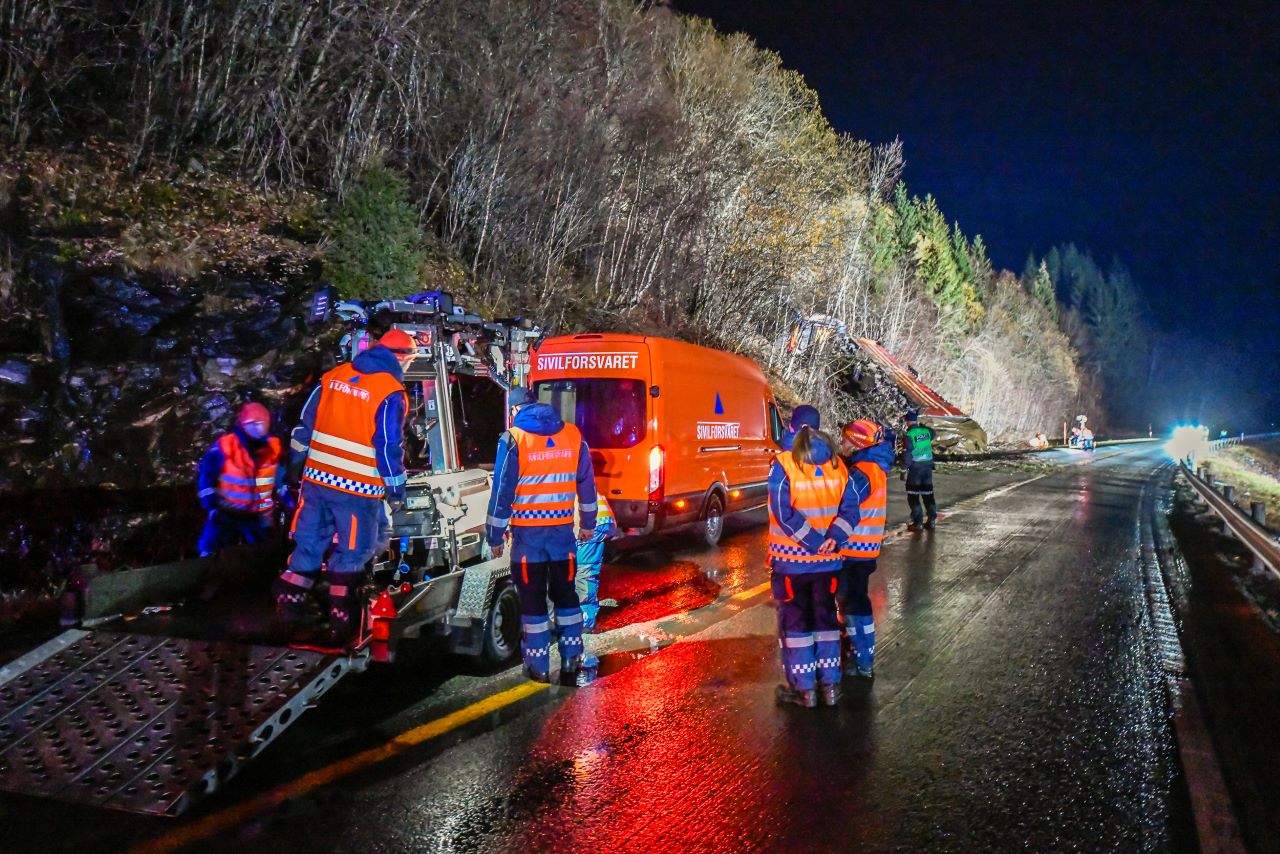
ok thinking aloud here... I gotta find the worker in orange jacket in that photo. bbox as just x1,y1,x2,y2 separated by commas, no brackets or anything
485,387,598,684
274,329,416,642
196,402,285,556
838,419,893,679
767,426,868,708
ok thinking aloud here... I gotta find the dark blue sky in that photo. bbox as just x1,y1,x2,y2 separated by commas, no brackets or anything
674,1,1280,345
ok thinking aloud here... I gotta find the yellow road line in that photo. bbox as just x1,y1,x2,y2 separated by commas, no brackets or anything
134,680,551,854
729,581,770,602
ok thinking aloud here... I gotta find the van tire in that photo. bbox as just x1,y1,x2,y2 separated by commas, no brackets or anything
701,492,726,547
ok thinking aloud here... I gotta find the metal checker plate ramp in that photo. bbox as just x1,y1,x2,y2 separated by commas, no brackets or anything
454,561,511,620
0,630,354,816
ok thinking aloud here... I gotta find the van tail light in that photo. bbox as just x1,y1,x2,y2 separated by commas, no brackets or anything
648,445,665,501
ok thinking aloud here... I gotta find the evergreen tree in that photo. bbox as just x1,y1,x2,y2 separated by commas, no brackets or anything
325,163,426,299
1031,260,1057,321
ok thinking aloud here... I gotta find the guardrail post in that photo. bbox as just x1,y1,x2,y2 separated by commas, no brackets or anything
1223,485,1235,504
1253,502,1268,526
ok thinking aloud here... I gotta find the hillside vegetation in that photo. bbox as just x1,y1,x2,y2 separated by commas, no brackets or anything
4,0,1116,438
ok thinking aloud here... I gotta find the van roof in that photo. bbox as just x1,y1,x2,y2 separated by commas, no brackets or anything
537,334,766,380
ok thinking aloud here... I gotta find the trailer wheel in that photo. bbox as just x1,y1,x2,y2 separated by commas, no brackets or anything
482,583,522,664
701,492,726,547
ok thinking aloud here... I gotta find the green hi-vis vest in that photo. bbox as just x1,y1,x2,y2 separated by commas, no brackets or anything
906,425,934,463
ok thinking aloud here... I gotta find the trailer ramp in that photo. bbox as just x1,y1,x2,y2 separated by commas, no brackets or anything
0,629,360,816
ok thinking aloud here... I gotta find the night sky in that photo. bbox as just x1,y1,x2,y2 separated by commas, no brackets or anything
675,0,1280,363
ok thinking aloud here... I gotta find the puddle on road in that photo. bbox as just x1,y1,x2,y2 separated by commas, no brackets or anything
593,561,721,632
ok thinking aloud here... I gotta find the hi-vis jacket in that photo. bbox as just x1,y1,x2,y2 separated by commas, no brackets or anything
767,442,868,575
840,441,893,559
291,345,408,499
486,402,598,548
198,429,283,515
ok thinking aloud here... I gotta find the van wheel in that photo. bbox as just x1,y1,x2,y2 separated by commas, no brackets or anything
482,583,521,665
702,493,725,547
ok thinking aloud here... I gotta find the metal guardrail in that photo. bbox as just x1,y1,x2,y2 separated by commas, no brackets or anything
1181,462,1280,579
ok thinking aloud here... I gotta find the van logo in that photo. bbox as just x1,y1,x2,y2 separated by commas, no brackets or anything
536,352,639,372
714,393,724,415
697,421,741,440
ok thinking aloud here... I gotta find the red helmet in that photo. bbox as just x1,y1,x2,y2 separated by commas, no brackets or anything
237,402,271,439
378,328,416,354
841,419,883,450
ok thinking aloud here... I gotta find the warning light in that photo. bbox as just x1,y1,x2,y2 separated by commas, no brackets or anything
731,489,741,498
674,499,687,509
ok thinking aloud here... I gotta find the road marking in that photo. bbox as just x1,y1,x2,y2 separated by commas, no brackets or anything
142,451,1145,850
134,681,551,854
729,581,770,602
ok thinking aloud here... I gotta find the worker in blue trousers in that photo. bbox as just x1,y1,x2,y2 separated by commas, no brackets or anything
486,387,598,685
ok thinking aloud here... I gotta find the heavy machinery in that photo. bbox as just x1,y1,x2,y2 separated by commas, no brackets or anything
0,293,540,816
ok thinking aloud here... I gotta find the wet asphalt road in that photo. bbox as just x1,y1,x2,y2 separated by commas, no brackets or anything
2,445,1207,852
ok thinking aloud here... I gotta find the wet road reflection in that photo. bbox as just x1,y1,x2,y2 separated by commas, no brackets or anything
0,446,1198,852
217,446,1187,852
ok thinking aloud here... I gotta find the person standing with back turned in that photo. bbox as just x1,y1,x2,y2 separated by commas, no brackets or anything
768,426,868,708
902,411,938,532
273,329,416,644
486,387,599,685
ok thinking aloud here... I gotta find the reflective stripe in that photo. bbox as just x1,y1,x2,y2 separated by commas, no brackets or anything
517,471,576,485
580,502,598,513
514,491,575,505
291,437,309,453
312,429,376,458
307,448,382,478
556,611,584,625
782,634,815,648
523,619,552,633
487,515,510,528
814,630,842,642
280,570,314,589
830,517,855,537
328,584,348,597
383,472,407,487
198,488,215,497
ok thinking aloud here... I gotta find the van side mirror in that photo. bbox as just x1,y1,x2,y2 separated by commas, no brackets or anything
650,385,660,398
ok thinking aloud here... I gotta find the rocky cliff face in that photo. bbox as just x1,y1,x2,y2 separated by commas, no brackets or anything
0,255,333,592
1,258,330,491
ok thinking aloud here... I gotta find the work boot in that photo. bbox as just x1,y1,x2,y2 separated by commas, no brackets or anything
775,684,818,708
273,571,316,621
906,522,924,533
923,519,937,530
522,662,551,684
819,683,842,707
325,574,364,644
558,655,583,687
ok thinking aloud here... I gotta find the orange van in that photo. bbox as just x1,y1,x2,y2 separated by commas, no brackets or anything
529,334,785,545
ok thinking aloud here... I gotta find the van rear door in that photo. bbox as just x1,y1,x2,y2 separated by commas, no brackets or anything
530,336,653,528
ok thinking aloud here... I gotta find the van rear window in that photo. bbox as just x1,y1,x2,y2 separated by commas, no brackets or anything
534,379,647,449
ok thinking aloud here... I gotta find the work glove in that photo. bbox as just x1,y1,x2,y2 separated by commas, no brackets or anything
386,483,407,513
277,484,299,514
